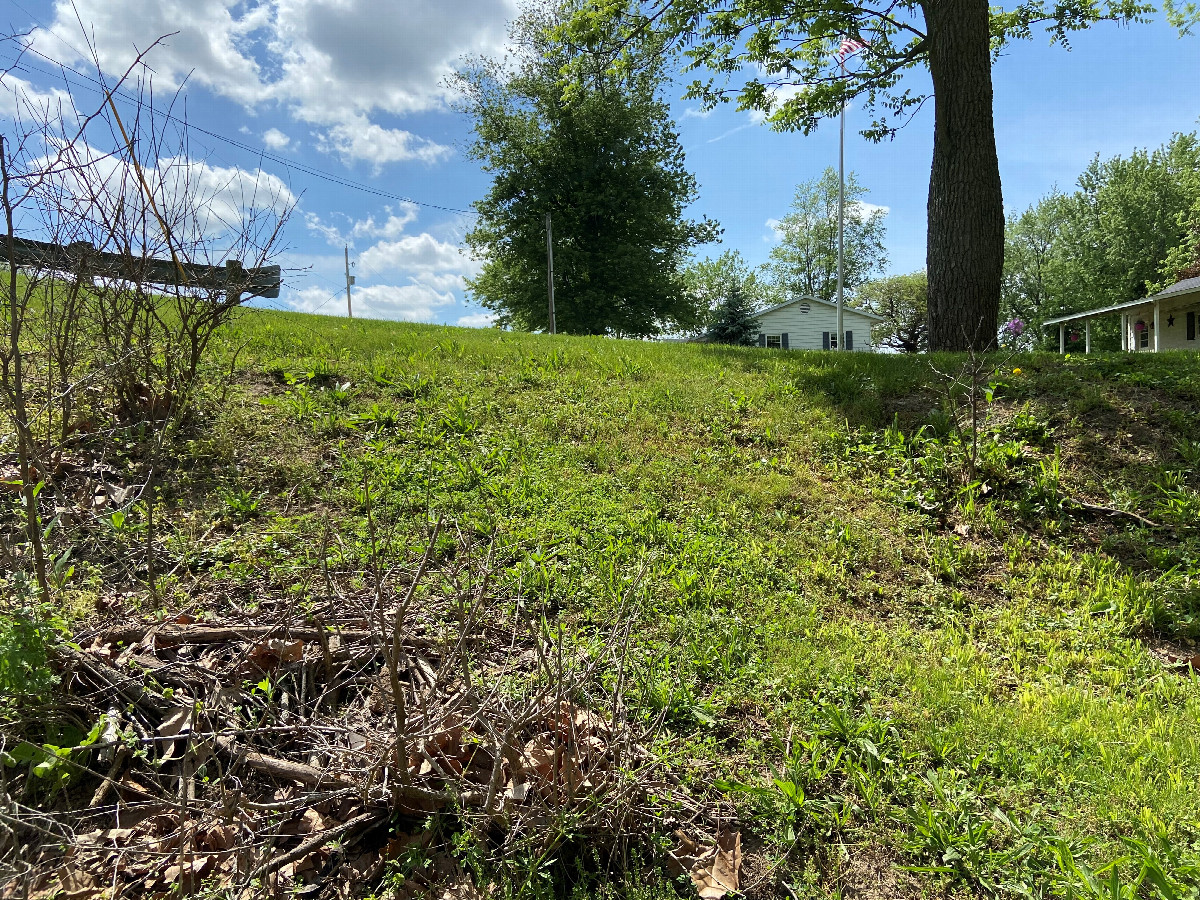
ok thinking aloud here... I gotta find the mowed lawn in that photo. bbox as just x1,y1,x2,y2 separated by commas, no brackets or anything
118,307,1200,895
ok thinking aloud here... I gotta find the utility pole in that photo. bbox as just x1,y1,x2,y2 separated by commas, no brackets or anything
834,37,866,351
836,94,845,352
344,245,354,319
545,213,556,334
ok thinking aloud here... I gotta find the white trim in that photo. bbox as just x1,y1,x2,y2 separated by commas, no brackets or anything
1043,278,1200,328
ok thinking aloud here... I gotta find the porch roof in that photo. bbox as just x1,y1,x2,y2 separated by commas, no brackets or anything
1042,276,1200,328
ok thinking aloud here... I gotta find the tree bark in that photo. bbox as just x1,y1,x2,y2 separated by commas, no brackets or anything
922,0,1005,352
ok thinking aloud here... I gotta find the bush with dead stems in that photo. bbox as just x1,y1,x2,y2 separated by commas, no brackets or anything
0,33,292,601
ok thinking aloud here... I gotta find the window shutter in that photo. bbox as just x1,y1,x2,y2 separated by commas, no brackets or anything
1189,311,1196,341
822,331,830,350
845,330,854,351
781,332,789,350
758,333,766,348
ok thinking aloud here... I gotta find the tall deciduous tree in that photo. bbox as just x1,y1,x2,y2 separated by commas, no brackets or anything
683,249,768,329
563,0,1158,351
858,271,928,352
1000,191,1073,349
1158,196,1200,285
765,168,887,303
456,2,718,337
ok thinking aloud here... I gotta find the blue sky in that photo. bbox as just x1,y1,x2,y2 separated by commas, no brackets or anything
1,0,1197,326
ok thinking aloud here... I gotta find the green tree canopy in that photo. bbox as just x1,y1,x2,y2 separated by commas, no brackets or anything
765,168,887,304
1002,133,1200,349
457,1,719,337
858,270,928,353
682,249,768,330
1158,196,1200,286
563,0,1160,350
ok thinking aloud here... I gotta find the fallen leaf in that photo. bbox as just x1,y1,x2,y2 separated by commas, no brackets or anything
670,830,741,899
198,823,237,852
246,638,305,672
158,706,193,738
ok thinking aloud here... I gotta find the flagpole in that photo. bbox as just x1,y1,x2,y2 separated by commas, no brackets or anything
836,63,846,352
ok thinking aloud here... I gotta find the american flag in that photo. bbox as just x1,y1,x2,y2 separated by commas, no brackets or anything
836,38,866,62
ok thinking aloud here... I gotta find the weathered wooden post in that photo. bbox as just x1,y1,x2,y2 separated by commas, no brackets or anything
226,259,244,305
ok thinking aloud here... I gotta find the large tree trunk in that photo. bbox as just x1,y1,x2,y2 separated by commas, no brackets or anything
922,0,1004,352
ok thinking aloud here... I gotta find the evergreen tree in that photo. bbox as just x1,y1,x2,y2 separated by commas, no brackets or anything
706,285,761,345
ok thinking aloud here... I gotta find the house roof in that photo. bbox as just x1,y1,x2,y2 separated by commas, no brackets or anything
1042,276,1200,327
1153,274,1200,300
755,294,886,322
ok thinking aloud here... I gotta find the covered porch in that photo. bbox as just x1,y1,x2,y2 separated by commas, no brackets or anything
1041,276,1200,353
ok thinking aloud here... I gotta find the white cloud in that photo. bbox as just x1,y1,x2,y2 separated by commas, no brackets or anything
0,73,76,121
360,233,475,279
854,201,890,219
262,127,291,150
352,204,419,241
304,202,423,248
29,135,294,247
317,118,451,171
293,282,454,321
156,157,296,234
30,0,514,168
456,312,495,328
32,0,269,107
297,204,478,321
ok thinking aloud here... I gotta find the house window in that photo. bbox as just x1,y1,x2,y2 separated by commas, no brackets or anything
829,331,838,350
798,302,811,314
1137,322,1149,349
765,334,782,349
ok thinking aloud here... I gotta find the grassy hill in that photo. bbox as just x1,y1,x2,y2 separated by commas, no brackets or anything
6,306,1200,899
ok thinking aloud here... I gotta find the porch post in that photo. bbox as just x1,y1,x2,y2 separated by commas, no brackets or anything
1121,314,1128,351
1059,324,1065,354
1154,300,1161,352
1085,319,1092,354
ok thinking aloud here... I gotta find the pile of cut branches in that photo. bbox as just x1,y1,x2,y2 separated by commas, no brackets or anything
0,530,732,898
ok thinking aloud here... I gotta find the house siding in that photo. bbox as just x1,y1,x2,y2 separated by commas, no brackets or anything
754,304,877,351
1110,295,1200,352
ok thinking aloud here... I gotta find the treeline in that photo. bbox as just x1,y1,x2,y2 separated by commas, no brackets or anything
1002,132,1200,350
695,133,1200,351
458,2,1200,351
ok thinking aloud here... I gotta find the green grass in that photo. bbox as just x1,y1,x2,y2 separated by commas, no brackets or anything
10,305,1200,897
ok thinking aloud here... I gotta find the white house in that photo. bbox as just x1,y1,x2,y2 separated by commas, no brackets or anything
753,295,883,351
1042,275,1200,353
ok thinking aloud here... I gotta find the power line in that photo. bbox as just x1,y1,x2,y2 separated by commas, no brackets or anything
2,35,478,217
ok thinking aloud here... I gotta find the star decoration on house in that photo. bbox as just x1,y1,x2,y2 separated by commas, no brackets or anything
1168,314,1176,327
